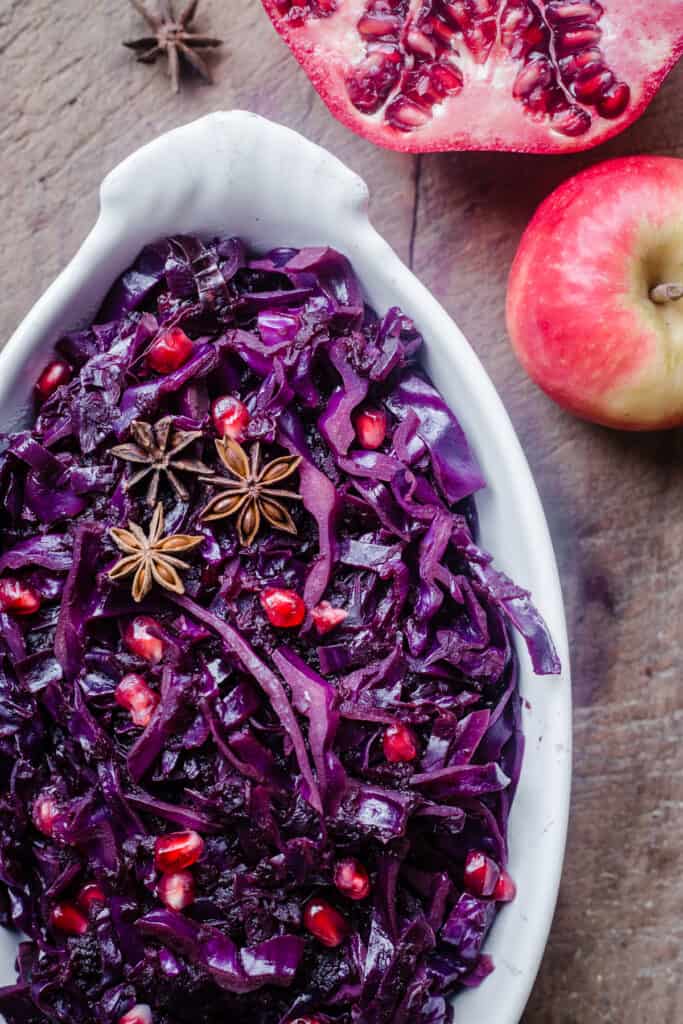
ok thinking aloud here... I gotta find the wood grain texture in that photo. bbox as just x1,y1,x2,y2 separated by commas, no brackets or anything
1,3,682,1021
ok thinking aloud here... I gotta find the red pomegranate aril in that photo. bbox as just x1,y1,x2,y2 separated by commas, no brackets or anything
463,850,500,897
260,587,306,629
383,723,418,763
552,104,592,137
50,901,89,936
354,407,387,449
597,81,630,118
33,793,59,837
462,21,497,65
513,59,552,100
345,46,402,114
429,15,458,48
123,617,164,664
405,27,436,60
505,21,546,60
147,327,193,374
36,359,71,400
556,26,602,55
157,870,195,911
385,96,432,131
402,62,463,111
211,395,251,440
115,674,159,727
119,1005,152,1024
0,578,41,616
303,898,349,948
546,1,600,22
358,13,401,39
77,882,106,910
154,830,205,872
572,68,614,103
289,1019,320,1024
493,868,517,903
311,601,347,635
430,61,464,97
334,858,371,901
561,47,604,79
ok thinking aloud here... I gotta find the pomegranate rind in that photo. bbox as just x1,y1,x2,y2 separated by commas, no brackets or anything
261,1,683,154
506,155,683,429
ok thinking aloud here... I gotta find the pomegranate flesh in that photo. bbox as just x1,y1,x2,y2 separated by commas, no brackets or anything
261,0,683,153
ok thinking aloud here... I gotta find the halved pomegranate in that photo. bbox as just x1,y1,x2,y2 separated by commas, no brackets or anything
261,1,683,153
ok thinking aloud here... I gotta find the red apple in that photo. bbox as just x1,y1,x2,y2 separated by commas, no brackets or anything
506,156,683,430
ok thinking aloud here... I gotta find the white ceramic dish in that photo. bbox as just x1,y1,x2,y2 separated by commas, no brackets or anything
0,111,571,1023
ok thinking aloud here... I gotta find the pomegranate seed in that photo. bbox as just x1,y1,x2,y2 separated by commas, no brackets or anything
33,793,60,837
354,407,387,449
463,850,501,898
147,327,193,374
115,674,159,727
289,1019,320,1024
493,868,517,903
552,104,592,138
211,395,251,440
35,359,71,400
345,47,403,115
383,723,418,763
154,830,205,872
50,901,89,935
118,1005,152,1024
385,95,432,132
359,13,401,37
260,587,306,629
77,883,106,910
597,81,630,119
123,617,164,664
157,870,195,911
333,858,371,901
572,69,614,103
303,898,349,948
556,26,602,55
311,601,347,636
0,578,41,616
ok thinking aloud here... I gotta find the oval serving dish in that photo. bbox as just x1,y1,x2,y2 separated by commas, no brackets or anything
0,111,571,1024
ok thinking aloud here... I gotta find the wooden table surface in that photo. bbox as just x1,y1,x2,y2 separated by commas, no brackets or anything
3,3,683,1021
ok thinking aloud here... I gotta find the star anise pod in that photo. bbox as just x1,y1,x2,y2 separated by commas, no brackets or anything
111,417,212,507
200,438,302,547
108,502,203,603
124,0,223,94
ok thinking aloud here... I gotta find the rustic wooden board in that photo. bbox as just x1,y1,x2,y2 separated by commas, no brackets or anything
2,2,683,1021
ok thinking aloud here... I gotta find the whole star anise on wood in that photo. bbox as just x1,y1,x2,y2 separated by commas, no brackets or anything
124,0,223,94
111,417,212,507
109,502,203,603
200,438,302,547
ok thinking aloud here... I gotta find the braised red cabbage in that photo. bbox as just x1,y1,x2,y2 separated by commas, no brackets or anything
0,236,559,1024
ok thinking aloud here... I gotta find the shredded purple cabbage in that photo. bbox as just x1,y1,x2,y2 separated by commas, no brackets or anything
0,236,559,1024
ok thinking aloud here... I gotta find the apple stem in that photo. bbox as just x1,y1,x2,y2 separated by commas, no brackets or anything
650,283,683,304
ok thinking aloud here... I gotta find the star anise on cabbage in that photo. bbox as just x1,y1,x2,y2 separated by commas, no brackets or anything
111,417,212,507
123,0,223,94
200,438,302,547
108,502,203,603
